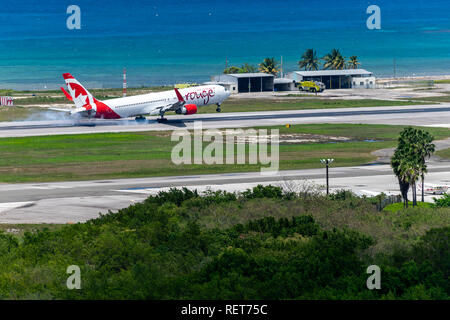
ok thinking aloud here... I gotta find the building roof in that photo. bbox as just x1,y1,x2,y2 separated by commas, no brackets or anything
203,81,235,85
224,73,275,78
290,69,373,77
274,78,295,84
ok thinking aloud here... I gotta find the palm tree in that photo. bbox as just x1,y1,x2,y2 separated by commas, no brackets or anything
322,49,345,70
298,49,320,71
415,130,435,202
391,127,435,207
391,149,412,208
259,57,280,76
334,54,346,70
347,56,361,69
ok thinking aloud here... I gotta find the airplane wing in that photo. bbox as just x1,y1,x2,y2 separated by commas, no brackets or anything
149,88,186,115
45,87,75,113
46,87,89,116
46,107,92,118
47,107,72,113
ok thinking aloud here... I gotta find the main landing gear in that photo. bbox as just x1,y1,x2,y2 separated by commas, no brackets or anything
157,111,168,123
216,103,222,113
135,115,146,122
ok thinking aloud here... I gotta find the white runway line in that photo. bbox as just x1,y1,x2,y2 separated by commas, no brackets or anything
0,202,34,214
0,195,146,224
424,124,450,128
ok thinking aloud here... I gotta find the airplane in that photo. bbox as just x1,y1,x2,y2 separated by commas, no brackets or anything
55,73,231,122
417,183,448,195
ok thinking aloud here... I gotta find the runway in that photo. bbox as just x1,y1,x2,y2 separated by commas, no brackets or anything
1,103,449,223
1,162,449,223
1,104,450,137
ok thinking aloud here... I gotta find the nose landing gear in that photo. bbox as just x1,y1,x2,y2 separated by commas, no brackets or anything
216,103,222,112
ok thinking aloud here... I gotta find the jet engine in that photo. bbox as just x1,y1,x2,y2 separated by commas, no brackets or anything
177,104,198,115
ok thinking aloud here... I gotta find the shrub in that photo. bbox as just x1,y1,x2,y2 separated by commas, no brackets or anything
433,193,450,208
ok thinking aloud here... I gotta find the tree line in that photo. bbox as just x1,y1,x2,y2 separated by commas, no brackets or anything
0,185,448,299
223,49,361,76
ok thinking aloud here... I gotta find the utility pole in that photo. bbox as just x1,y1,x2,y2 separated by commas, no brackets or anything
123,68,127,97
320,158,334,195
393,58,396,79
280,55,283,78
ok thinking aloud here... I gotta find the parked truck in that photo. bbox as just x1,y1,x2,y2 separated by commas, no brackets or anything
298,81,325,93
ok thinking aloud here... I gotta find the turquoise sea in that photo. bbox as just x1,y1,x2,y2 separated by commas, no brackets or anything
0,0,449,89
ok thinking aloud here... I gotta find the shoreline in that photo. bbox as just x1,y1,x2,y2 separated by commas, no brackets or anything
1,74,450,93
377,74,450,82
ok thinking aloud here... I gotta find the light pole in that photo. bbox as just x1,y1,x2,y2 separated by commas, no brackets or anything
320,158,334,195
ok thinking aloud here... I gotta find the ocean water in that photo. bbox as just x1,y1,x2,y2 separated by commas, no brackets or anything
0,0,449,90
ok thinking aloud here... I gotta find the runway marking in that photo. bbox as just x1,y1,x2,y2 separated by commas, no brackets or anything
424,124,450,128
0,201,34,214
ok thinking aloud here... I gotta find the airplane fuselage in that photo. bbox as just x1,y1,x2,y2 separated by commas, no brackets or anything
92,85,229,119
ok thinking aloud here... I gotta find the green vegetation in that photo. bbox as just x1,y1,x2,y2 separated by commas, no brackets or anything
258,57,280,75
383,201,433,212
297,48,361,70
391,127,435,207
0,224,61,237
298,49,319,71
436,147,450,159
347,56,361,69
408,95,450,103
323,48,346,70
0,124,449,182
199,97,431,114
0,186,448,299
434,79,450,84
433,193,450,208
223,63,257,74
0,106,45,121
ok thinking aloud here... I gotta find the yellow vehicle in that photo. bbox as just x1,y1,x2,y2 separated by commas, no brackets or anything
174,83,199,89
298,81,325,93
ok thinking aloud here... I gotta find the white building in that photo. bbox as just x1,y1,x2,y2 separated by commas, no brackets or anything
287,69,376,89
207,73,275,93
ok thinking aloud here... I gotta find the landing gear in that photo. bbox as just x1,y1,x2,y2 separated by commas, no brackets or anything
135,115,146,122
157,111,168,123
216,103,222,112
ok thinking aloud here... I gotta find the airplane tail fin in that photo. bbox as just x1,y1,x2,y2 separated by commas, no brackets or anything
174,88,185,103
62,73,95,108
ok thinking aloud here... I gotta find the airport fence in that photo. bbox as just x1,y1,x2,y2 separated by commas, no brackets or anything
374,194,403,211
0,96,14,106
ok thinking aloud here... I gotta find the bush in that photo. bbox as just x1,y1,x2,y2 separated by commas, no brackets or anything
433,193,450,208
0,187,448,299
242,185,284,199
